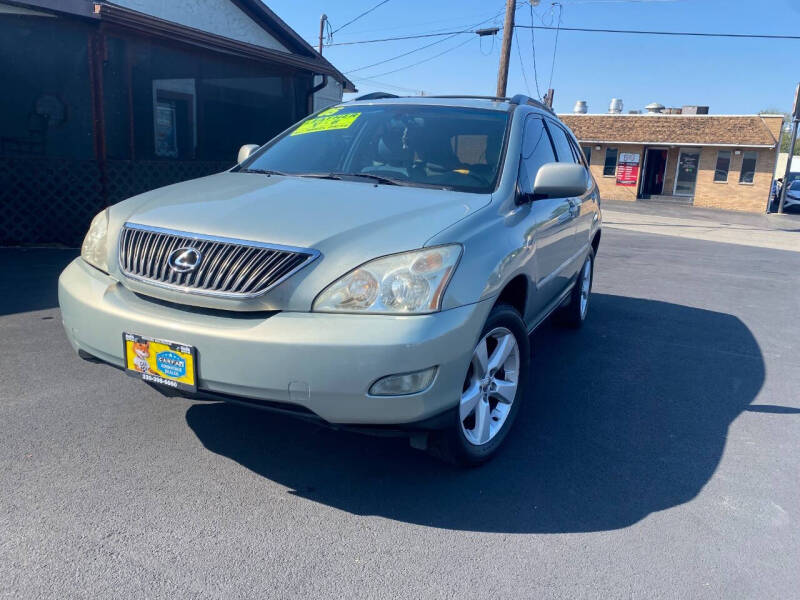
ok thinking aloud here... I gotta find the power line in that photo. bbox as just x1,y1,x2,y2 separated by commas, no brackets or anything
348,76,424,94
359,35,477,80
330,0,391,35
325,10,511,39
547,3,563,90
514,24,800,40
349,6,510,80
326,29,484,47
346,31,464,74
514,32,532,96
528,1,542,99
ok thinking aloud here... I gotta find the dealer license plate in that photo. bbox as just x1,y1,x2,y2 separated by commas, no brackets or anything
123,333,197,392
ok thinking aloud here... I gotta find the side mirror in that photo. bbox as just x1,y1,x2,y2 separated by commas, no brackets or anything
237,144,260,164
531,162,589,200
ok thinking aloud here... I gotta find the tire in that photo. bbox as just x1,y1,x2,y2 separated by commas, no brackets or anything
557,247,594,329
427,304,530,466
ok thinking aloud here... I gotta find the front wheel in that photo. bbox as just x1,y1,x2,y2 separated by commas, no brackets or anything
428,304,530,466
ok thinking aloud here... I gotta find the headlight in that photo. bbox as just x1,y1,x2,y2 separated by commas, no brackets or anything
313,245,462,314
80,209,109,272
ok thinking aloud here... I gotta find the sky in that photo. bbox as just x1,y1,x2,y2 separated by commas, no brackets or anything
268,0,800,115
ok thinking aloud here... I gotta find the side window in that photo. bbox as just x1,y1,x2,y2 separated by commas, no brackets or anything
519,116,557,193
545,121,578,164
567,136,587,167
581,145,592,166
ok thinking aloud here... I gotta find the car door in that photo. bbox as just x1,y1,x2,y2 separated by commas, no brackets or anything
566,133,598,251
518,115,575,320
543,120,585,265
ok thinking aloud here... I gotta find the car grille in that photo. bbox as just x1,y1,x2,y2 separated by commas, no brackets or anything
118,223,319,298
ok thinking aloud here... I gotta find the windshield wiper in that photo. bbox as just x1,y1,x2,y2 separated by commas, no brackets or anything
295,172,407,186
239,168,290,176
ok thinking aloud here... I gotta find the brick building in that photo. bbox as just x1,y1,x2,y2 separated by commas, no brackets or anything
560,113,784,212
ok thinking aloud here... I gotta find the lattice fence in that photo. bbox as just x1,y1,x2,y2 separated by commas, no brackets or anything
0,158,231,246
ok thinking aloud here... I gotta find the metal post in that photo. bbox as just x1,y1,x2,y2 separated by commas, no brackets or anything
318,14,327,55
496,0,516,98
778,118,798,214
778,83,800,214
767,118,785,213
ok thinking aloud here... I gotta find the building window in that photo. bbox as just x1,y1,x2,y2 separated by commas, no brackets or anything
739,151,757,184
581,146,592,165
603,148,618,176
713,150,731,182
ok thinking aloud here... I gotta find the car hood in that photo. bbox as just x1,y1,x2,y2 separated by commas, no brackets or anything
108,172,490,311
116,172,486,249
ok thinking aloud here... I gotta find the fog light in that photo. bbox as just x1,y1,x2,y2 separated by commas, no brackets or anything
369,366,437,396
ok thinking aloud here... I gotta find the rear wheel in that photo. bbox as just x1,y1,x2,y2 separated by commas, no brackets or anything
428,304,530,466
557,248,594,328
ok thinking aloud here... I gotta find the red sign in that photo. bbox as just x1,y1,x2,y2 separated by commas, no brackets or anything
616,152,640,186
616,163,639,186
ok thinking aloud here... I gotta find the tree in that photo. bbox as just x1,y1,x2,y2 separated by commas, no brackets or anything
760,109,799,155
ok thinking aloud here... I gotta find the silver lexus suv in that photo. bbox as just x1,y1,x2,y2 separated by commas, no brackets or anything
59,94,601,465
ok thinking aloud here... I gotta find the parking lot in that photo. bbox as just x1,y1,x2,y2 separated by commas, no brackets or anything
2,202,799,598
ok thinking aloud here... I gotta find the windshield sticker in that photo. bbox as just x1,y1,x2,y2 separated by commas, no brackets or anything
291,112,361,136
318,106,343,116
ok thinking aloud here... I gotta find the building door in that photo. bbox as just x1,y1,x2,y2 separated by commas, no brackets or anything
674,149,701,196
639,148,668,198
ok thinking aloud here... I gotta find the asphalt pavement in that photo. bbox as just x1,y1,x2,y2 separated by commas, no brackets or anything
2,203,799,599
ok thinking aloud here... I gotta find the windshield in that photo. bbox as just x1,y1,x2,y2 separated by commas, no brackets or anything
789,180,800,191
239,104,510,193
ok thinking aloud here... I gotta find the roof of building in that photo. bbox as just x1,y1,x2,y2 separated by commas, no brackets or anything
559,114,779,148
8,0,355,91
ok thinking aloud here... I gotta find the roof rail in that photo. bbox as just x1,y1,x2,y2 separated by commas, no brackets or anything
347,92,555,113
509,94,555,114
420,95,511,102
353,92,399,100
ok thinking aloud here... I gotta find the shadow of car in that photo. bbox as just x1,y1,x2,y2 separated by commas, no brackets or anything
185,293,765,533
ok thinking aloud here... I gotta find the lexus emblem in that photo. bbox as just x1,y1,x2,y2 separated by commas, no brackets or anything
168,247,202,273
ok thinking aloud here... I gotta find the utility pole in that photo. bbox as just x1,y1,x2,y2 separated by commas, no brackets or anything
496,0,516,98
778,82,800,214
318,14,327,55
543,88,554,108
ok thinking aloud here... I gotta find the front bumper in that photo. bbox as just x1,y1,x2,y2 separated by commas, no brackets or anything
58,258,491,425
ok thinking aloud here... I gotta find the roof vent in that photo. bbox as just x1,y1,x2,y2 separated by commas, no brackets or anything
682,105,709,115
645,102,665,114
573,100,588,114
608,98,623,114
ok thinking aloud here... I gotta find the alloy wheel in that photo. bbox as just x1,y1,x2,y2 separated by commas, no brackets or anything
580,256,592,318
460,327,520,446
